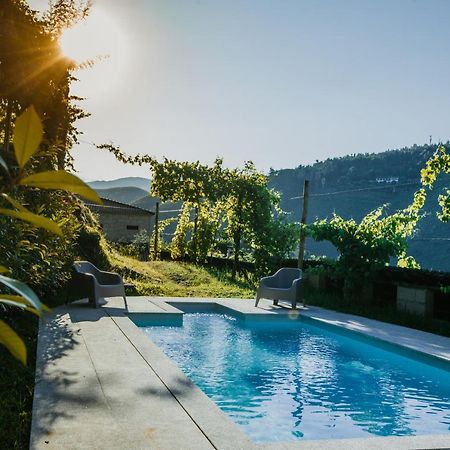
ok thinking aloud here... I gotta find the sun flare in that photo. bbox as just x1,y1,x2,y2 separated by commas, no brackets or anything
59,7,130,94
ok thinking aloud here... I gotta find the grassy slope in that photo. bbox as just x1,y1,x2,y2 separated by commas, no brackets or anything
110,252,255,299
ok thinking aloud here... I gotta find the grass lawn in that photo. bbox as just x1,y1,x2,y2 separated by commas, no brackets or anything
110,252,256,299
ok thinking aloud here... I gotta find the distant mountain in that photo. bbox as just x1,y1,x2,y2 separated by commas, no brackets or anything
95,187,150,205
268,143,450,272
132,195,159,211
93,184,176,215
88,177,150,191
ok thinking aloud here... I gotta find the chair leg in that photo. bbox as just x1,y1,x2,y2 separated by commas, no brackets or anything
123,295,128,310
255,292,260,307
273,299,279,306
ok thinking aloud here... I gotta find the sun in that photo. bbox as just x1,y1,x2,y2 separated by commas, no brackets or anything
59,6,130,94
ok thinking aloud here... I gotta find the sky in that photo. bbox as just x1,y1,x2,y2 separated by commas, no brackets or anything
29,0,450,181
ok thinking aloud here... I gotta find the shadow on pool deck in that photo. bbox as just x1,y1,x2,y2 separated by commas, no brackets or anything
136,375,196,398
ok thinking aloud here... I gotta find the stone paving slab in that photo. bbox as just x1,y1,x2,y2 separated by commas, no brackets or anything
30,301,214,450
300,305,450,363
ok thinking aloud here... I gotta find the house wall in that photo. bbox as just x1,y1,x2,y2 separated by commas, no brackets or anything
97,210,154,243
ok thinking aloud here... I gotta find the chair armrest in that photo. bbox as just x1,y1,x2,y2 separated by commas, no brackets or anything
97,270,122,285
71,271,97,290
260,276,277,288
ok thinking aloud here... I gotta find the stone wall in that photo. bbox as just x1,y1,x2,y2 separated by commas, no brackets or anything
97,210,154,243
396,285,434,317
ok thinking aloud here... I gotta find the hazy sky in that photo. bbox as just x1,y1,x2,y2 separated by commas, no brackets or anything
30,0,450,181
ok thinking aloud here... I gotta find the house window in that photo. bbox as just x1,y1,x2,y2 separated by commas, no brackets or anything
127,225,139,230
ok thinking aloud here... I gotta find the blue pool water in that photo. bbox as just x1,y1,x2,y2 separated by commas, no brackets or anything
140,312,450,442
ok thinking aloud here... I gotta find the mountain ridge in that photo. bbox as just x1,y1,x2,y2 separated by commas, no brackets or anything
88,177,150,191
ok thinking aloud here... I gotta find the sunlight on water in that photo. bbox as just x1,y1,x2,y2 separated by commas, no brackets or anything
142,313,450,442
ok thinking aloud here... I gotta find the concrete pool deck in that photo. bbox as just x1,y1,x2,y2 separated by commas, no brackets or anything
30,296,450,450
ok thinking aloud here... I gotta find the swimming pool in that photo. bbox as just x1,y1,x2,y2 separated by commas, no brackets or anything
138,310,450,443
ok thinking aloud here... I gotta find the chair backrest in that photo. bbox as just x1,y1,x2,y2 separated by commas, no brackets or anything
73,261,100,277
273,268,302,288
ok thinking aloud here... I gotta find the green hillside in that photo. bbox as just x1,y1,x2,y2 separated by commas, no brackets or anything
268,144,450,271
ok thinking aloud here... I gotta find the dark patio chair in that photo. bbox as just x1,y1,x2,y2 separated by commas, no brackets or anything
72,261,127,309
255,268,303,309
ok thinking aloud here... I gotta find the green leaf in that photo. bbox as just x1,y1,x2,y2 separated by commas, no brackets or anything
0,208,62,236
0,275,44,312
19,171,102,204
13,106,43,169
1,193,28,212
0,154,9,174
0,266,9,274
0,319,27,364
0,296,42,316
0,294,47,314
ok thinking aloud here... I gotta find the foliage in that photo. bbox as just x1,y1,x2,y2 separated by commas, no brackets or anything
420,144,450,222
132,229,150,261
149,158,298,276
0,193,82,297
302,146,450,300
170,202,191,259
0,309,38,450
252,216,299,277
1,0,92,170
100,143,299,275
76,224,110,270
306,201,423,301
150,216,174,259
0,107,100,363
0,1,100,364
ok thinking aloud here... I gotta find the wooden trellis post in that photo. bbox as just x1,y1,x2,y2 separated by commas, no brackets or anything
153,201,159,260
298,179,309,270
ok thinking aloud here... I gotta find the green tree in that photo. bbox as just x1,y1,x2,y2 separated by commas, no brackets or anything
420,144,450,222
306,193,424,302
150,158,227,262
0,106,100,363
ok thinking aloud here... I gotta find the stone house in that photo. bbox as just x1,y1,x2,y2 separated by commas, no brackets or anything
85,197,155,243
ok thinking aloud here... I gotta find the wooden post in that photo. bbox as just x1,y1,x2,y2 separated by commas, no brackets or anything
153,201,159,260
298,179,309,270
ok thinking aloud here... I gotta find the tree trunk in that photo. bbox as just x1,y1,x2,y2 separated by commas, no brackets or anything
192,205,199,262
232,228,241,280
232,193,243,280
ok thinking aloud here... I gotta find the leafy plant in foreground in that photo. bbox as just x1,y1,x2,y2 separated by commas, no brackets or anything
0,106,100,364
